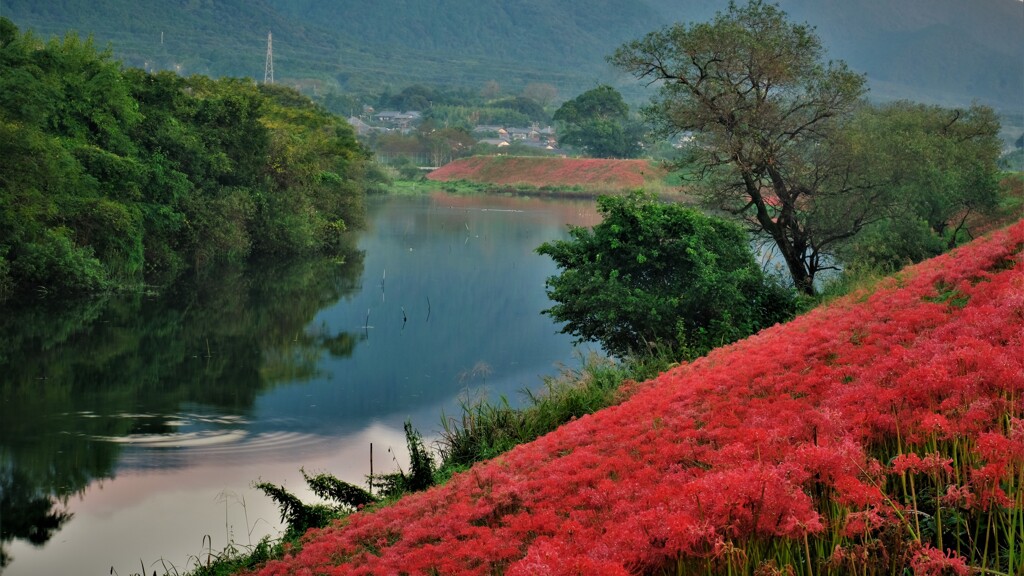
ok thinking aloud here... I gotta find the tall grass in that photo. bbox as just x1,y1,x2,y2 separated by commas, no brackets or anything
436,351,673,476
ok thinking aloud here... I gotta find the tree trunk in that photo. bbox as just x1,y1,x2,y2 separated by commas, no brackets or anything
743,174,816,295
763,219,814,295
780,241,815,295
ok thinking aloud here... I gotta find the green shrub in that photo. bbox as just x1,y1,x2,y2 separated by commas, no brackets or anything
838,217,946,273
370,421,436,498
12,227,108,295
537,191,795,359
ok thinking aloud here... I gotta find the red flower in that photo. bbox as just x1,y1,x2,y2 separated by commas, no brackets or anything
909,544,970,576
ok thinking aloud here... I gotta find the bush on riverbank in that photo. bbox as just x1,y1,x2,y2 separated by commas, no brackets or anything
538,192,796,359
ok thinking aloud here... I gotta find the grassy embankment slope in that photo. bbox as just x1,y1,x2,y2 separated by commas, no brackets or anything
425,156,683,199
246,218,1024,574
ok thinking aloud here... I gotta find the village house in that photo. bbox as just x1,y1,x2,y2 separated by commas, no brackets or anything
471,124,557,150
374,110,423,132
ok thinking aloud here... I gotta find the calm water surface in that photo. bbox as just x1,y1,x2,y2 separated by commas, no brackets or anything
0,192,602,575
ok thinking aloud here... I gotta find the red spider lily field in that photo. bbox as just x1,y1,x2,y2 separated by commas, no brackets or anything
249,219,1024,575
426,156,667,192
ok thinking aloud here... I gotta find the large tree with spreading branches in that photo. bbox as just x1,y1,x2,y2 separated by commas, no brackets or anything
610,0,878,294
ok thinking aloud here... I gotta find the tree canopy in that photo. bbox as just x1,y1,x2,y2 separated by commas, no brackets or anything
834,101,1003,271
552,85,644,159
537,192,793,359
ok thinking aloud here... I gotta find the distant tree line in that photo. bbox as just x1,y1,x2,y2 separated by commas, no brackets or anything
0,18,374,303
320,83,555,128
331,83,565,168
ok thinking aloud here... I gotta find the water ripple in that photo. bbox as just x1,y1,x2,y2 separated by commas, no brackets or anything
76,410,339,467
96,429,249,448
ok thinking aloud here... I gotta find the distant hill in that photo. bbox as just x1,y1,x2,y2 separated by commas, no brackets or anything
2,0,1020,111
0,0,656,93
0,0,340,81
737,0,1023,110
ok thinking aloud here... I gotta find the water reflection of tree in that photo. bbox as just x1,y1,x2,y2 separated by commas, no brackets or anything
0,468,73,570
0,247,365,567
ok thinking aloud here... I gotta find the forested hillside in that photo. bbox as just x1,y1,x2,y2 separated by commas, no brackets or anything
0,0,657,94
274,0,660,85
1,0,1020,110
0,0,340,81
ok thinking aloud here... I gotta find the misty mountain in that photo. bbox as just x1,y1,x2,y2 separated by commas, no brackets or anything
726,0,1023,109
2,0,1020,110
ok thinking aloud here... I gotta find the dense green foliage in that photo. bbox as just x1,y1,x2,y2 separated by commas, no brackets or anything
836,101,1004,271
0,19,369,302
553,85,644,158
537,192,794,359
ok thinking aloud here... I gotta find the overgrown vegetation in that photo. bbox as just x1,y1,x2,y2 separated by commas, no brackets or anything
191,421,434,575
0,18,372,302
435,352,672,473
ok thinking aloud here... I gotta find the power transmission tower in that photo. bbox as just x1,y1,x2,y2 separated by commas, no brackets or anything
264,31,274,84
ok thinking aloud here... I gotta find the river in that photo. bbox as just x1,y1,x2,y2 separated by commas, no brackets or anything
0,191,602,576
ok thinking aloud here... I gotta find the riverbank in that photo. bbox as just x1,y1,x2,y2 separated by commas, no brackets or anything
232,221,1023,573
